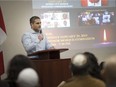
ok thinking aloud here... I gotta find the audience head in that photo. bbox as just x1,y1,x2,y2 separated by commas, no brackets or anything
70,53,90,76
17,68,39,87
83,52,101,80
7,54,34,81
102,55,116,86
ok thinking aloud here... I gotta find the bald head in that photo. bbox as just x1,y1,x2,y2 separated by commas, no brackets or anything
17,68,39,87
71,53,90,76
71,54,87,67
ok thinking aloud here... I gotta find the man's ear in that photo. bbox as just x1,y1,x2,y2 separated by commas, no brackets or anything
101,69,105,76
30,23,33,27
101,69,106,80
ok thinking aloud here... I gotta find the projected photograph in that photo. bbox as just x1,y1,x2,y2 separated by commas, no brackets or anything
78,10,115,26
41,12,70,28
81,0,108,7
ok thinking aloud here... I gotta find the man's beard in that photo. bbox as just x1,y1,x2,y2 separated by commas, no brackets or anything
34,28,41,32
34,29,39,32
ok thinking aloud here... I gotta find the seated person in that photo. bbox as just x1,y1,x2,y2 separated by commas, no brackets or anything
5,54,36,86
58,53,105,87
101,54,116,87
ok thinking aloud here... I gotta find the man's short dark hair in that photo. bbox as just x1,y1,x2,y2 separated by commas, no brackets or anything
30,16,40,24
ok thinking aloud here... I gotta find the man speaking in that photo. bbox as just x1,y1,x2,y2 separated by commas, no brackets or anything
21,16,54,57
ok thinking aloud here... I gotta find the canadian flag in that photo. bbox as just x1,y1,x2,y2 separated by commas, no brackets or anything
0,7,7,76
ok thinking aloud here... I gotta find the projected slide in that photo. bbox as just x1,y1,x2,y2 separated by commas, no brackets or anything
78,10,115,26
32,0,116,50
32,0,115,8
41,12,70,28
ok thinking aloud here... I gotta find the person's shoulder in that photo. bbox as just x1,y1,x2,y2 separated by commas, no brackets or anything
89,76,106,87
21,32,30,39
23,32,30,35
22,30,33,36
21,32,32,40
65,77,76,83
23,29,34,34
57,76,76,87
60,77,77,87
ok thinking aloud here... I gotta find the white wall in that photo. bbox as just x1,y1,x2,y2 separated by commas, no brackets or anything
0,0,116,79
0,1,32,78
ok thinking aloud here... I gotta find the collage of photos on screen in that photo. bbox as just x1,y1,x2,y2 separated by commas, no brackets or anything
41,12,70,29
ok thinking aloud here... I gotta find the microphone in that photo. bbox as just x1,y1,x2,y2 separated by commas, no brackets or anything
40,29,42,34
38,29,43,41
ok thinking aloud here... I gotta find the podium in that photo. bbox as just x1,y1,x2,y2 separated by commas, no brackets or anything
28,48,69,59
30,48,72,87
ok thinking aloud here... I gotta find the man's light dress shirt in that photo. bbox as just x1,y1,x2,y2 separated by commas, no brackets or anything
22,29,52,55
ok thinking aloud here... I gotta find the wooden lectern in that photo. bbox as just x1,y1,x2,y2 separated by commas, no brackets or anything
28,48,68,59
30,48,72,87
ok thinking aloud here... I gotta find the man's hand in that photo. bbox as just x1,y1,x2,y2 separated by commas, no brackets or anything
38,34,43,41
